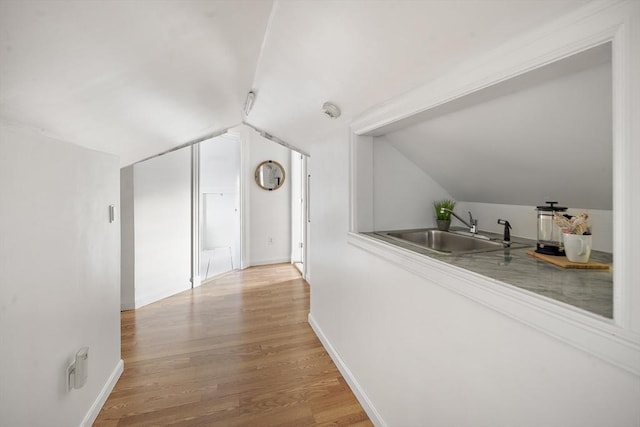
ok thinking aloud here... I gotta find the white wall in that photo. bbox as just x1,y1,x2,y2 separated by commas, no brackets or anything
248,131,292,266
369,136,613,251
0,124,122,426
456,201,613,252
369,137,616,251
373,136,451,230
384,49,612,211
309,5,640,422
309,126,640,427
120,128,293,308
133,147,191,307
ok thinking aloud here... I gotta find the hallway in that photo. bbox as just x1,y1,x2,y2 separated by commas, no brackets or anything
95,264,371,426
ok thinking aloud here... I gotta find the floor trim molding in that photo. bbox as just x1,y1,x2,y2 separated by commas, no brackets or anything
308,314,386,427
81,359,124,427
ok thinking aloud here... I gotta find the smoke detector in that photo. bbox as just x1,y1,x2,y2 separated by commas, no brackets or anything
322,102,341,119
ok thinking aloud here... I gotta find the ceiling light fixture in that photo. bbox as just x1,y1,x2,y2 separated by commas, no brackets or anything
244,90,256,116
322,101,341,119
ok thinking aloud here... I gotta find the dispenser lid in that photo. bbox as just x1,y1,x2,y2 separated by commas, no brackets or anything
536,201,567,211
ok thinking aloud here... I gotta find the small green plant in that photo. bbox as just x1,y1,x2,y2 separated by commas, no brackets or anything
434,199,456,220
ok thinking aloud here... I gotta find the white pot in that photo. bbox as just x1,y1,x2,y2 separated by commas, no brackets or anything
563,233,592,263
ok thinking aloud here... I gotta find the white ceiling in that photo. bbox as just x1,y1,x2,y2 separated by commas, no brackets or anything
0,0,273,164
0,0,589,166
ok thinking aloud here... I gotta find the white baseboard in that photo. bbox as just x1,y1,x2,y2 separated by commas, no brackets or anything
249,257,291,267
192,275,202,288
308,314,386,427
81,359,124,427
135,283,191,308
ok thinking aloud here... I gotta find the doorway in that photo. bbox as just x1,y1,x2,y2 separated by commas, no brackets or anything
291,151,309,277
199,134,241,281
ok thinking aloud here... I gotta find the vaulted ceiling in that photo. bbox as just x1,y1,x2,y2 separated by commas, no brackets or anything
0,0,589,166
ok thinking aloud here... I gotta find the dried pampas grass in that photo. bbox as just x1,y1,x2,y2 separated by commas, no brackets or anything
553,212,591,235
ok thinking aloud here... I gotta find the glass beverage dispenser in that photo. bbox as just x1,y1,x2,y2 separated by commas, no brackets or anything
535,201,567,255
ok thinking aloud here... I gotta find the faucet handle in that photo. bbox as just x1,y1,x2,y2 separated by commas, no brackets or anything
468,211,478,233
468,211,477,225
497,219,512,246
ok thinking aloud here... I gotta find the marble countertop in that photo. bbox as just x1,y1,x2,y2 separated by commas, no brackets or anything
366,228,613,319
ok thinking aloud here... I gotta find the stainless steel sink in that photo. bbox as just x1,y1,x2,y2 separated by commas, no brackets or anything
376,228,528,255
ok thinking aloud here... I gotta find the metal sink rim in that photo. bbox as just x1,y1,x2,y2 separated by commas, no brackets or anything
375,228,530,255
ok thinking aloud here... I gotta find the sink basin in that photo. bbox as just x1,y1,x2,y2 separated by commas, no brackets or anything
376,229,527,255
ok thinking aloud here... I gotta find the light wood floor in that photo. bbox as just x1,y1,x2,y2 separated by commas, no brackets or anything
94,263,372,426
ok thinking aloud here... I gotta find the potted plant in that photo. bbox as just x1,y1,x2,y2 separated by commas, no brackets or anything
553,212,592,263
434,199,456,231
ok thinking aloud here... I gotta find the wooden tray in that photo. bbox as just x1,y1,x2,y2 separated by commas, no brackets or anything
527,250,610,269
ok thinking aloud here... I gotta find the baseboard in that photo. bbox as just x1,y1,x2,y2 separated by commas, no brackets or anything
249,257,291,267
191,275,202,288
201,269,237,285
135,283,191,308
308,314,386,427
81,359,124,427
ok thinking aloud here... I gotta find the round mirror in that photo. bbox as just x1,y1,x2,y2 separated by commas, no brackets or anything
255,160,285,191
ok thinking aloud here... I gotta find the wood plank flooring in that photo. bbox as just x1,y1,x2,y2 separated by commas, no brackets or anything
94,264,372,426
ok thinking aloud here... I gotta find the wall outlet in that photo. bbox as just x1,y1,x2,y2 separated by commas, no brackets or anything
268,237,274,245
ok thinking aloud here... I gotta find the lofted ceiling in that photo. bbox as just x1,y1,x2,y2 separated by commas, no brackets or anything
0,0,589,166
383,43,612,210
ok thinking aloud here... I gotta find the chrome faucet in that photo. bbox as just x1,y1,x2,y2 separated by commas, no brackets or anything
441,208,478,233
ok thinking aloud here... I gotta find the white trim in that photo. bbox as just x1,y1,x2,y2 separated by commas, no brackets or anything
348,232,640,376
201,268,237,285
610,7,631,329
249,257,292,267
81,359,123,427
308,314,387,427
134,284,190,308
191,144,201,288
191,275,202,288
